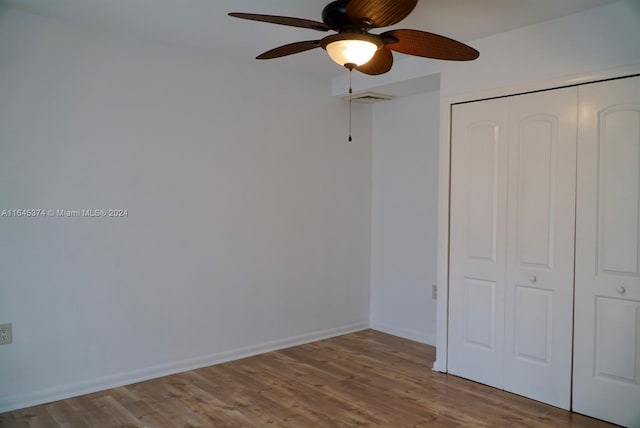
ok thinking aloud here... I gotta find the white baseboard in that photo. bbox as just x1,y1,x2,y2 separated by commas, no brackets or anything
0,321,369,413
432,359,446,373
369,321,436,346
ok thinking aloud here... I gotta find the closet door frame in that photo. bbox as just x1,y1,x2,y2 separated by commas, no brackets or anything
435,64,640,373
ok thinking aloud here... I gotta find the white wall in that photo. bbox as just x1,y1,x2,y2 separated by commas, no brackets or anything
435,0,640,370
369,90,440,345
439,0,640,99
0,7,372,411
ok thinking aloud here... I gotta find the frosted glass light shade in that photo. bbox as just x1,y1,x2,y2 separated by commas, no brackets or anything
321,34,382,68
326,39,378,67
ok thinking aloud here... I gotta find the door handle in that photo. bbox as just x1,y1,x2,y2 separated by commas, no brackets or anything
530,275,537,283
617,286,626,295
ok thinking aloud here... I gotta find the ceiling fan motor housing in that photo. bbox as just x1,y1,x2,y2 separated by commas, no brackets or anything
322,0,352,31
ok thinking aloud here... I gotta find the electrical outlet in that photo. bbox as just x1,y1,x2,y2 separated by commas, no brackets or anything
432,285,437,300
0,323,12,345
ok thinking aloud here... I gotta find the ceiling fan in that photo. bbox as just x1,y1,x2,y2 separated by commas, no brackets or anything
229,0,479,75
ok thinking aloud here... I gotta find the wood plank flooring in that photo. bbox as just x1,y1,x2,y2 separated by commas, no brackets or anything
0,329,615,427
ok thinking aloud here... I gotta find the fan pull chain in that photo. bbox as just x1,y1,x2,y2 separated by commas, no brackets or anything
348,67,353,142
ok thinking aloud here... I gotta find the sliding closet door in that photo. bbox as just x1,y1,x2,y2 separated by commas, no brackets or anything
573,76,640,427
448,98,509,389
503,88,577,409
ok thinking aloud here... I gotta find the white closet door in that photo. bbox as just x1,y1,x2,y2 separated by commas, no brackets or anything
574,76,640,427
448,98,509,389
503,88,577,409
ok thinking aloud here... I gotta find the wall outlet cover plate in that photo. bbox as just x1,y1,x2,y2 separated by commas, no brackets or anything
0,323,13,345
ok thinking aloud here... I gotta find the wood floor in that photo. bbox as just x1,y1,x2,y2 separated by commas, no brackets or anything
1,329,615,427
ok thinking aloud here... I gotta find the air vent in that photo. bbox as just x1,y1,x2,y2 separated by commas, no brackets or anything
343,92,395,104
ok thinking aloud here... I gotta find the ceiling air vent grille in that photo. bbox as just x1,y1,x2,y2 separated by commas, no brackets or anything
343,92,395,104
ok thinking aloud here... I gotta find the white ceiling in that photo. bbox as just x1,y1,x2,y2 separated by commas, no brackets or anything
1,0,620,79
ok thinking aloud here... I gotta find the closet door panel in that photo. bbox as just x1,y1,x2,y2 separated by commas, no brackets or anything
448,99,509,389
515,116,556,268
503,88,577,410
598,106,640,274
574,75,640,427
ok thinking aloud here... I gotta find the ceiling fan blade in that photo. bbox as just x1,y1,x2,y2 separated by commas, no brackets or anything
356,48,393,75
256,41,321,60
347,0,417,28
383,29,479,61
228,13,330,32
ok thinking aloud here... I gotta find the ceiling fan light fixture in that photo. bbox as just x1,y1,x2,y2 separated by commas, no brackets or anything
321,33,382,67
326,40,377,67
